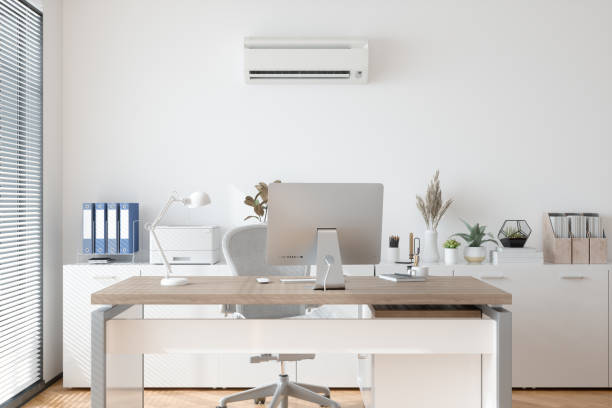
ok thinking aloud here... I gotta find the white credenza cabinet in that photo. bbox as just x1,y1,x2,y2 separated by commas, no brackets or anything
65,262,612,389
454,264,610,388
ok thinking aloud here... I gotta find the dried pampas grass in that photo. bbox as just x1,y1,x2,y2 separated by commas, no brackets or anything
416,170,453,231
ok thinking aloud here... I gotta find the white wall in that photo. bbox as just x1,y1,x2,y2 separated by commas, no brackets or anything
62,0,612,262
43,0,63,381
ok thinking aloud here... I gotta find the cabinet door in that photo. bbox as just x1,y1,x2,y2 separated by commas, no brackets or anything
63,265,140,388
455,265,609,387
142,265,227,387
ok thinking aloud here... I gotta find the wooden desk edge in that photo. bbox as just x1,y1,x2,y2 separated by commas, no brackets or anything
91,275,511,306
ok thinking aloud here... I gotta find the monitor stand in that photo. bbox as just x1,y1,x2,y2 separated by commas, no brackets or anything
313,228,345,290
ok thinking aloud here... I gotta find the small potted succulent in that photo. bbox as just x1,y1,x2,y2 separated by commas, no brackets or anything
443,239,461,265
452,220,499,264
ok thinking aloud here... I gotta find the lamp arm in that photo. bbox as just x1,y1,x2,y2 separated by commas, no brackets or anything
150,227,172,279
150,194,180,229
149,193,180,280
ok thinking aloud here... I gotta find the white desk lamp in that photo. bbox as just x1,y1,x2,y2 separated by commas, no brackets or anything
148,191,211,286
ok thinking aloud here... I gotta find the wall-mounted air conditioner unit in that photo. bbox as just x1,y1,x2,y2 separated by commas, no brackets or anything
244,37,368,84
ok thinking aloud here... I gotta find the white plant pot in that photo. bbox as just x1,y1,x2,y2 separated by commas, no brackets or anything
387,247,400,263
422,230,440,263
464,246,487,264
444,248,459,265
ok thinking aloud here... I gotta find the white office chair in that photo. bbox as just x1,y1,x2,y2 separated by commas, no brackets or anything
218,224,340,408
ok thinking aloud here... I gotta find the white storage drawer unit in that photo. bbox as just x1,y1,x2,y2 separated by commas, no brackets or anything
455,264,609,388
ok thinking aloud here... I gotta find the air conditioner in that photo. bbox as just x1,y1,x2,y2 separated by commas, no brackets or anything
244,37,368,84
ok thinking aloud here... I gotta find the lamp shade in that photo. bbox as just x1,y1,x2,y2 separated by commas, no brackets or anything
184,191,211,208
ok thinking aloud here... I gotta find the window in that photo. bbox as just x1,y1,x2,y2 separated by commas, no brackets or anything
0,0,42,405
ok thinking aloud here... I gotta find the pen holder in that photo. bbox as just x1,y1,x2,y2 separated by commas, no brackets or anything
387,247,400,263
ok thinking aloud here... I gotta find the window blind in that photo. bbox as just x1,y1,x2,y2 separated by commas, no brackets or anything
0,0,42,405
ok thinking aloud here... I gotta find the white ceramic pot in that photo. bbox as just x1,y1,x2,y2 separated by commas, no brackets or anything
444,248,459,265
387,247,400,263
464,246,487,264
422,230,440,263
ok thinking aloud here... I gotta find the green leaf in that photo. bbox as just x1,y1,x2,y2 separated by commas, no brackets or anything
450,233,472,243
460,219,472,231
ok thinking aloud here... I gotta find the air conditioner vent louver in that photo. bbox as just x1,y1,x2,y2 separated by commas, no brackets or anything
249,70,351,79
244,37,368,84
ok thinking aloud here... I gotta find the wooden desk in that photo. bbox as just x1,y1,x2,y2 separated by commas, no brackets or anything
91,275,511,305
91,276,511,408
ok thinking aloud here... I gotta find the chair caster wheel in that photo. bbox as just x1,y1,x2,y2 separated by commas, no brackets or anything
254,397,266,404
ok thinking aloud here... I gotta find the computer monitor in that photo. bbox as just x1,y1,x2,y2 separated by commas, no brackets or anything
266,183,384,290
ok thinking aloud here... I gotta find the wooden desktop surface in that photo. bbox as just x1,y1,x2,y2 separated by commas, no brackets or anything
91,276,511,306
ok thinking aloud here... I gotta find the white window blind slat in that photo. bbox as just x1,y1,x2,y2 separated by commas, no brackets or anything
0,293,36,316
0,348,41,374
0,142,41,157
0,267,38,283
0,68,42,94
0,91,42,114
0,258,40,271
0,0,42,27
0,348,41,375
0,334,39,360
0,134,41,149
0,52,41,83
0,87,42,112
0,1,41,404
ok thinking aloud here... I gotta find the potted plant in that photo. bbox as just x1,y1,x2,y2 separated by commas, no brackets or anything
416,170,453,263
243,180,281,222
452,220,498,264
443,239,461,265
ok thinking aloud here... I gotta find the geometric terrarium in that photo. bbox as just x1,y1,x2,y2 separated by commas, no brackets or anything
498,220,532,248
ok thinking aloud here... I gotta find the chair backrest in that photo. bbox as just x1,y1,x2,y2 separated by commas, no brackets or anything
223,224,306,318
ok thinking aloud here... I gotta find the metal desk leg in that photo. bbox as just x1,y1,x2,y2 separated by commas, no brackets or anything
91,305,143,408
480,306,512,408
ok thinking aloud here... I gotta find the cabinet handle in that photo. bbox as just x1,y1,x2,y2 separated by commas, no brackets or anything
481,275,505,280
357,354,369,360
93,276,117,280
561,275,584,280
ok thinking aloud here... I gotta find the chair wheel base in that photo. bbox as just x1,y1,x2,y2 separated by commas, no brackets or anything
255,397,266,404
